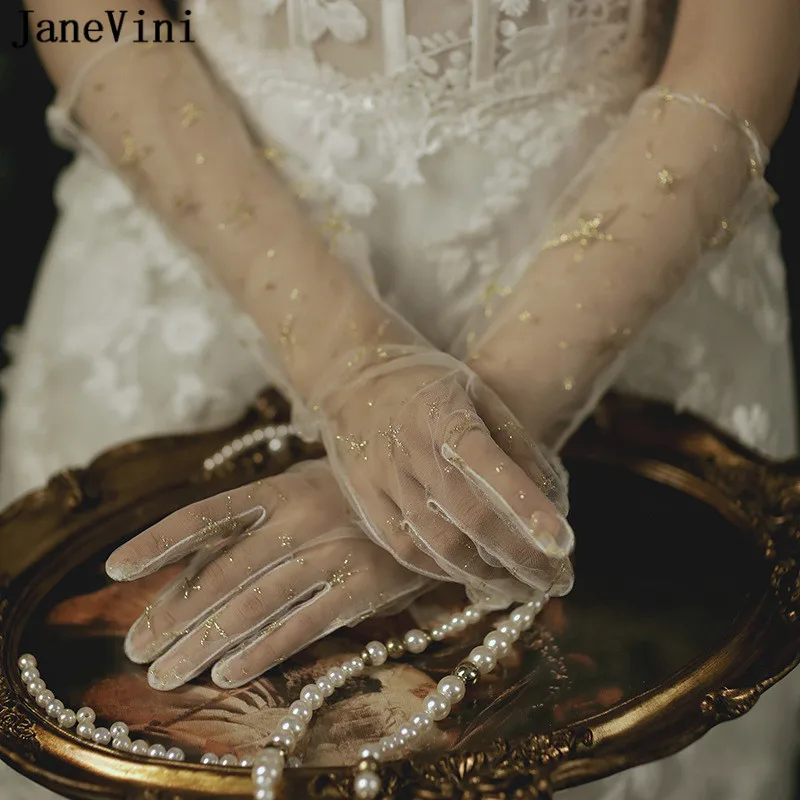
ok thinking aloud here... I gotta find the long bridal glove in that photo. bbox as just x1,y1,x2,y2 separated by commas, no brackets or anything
105,460,431,690
309,344,575,608
457,86,773,450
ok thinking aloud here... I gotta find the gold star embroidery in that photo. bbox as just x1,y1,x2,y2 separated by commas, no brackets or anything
543,213,615,261
379,423,408,458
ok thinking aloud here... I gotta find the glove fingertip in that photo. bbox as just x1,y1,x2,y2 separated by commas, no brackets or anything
211,658,249,689
105,551,141,582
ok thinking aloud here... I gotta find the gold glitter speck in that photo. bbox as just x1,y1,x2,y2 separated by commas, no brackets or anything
337,434,368,460
180,102,203,128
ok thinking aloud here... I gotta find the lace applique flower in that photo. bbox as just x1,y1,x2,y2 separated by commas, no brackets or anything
494,0,531,16
161,307,217,356
264,0,368,43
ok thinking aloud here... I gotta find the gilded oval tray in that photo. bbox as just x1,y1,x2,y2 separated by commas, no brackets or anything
1,391,799,799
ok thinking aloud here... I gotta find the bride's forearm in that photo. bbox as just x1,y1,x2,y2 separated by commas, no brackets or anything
469,0,800,449
26,0,395,401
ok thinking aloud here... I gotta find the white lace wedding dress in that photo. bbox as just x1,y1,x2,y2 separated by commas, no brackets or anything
0,1,797,798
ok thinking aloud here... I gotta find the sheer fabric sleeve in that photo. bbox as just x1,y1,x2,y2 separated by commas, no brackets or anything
458,86,773,451
42,34,399,432
42,33,575,605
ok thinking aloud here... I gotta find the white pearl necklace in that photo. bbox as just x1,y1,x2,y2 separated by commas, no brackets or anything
17,596,545,799
203,423,295,472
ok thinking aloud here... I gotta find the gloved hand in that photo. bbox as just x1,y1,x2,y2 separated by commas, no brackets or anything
106,460,432,690
311,344,575,608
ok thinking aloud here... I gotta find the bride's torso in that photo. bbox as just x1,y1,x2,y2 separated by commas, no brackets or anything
189,0,670,345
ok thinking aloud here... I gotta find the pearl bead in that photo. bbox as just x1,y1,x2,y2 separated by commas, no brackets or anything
255,789,276,800
346,657,365,675
240,758,253,767
464,607,482,623
411,712,433,733
467,646,497,674
200,753,219,765
326,667,345,688
253,747,283,772
353,770,381,799
255,749,283,767
449,614,468,632
315,676,334,697
286,756,301,768
269,732,295,752
364,641,388,666
77,707,96,724
166,747,185,761
379,737,397,758
21,667,40,684
76,722,95,740
36,690,54,709
299,684,323,710
358,745,381,762
58,709,77,729
429,627,447,641
219,753,238,766
131,740,149,756
510,608,534,630
403,629,430,654
495,621,521,642
289,700,313,724
92,727,112,745
148,744,167,758
483,631,512,659
278,716,305,738
423,691,451,721
398,723,419,743
18,655,37,671
112,735,132,752
357,757,379,774
437,675,466,703
253,764,281,783
27,679,46,697
109,722,129,738
46,700,64,719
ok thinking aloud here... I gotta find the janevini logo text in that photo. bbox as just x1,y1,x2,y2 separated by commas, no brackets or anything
11,9,194,49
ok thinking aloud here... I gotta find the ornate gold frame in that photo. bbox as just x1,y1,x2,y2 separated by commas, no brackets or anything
1,391,800,799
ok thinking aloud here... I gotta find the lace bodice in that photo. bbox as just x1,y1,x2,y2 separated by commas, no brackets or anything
185,0,669,349
194,0,660,79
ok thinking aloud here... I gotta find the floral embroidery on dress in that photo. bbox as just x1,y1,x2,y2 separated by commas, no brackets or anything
263,0,368,43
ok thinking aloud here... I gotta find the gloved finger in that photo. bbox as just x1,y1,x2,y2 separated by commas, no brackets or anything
124,519,305,664
105,480,288,581
146,553,329,691
211,547,431,688
440,414,575,563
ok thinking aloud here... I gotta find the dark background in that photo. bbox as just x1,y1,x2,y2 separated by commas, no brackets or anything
0,1,799,408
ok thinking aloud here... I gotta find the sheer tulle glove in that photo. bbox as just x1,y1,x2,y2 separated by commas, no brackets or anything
309,344,575,608
105,460,431,690
457,87,773,450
